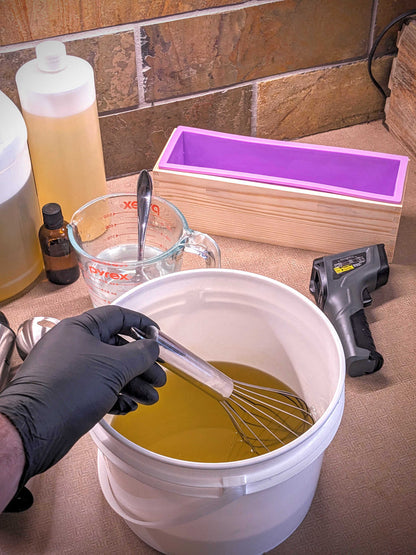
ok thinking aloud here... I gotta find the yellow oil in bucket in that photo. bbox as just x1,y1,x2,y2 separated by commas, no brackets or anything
112,361,312,463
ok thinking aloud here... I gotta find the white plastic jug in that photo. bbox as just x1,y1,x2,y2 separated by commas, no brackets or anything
90,269,345,554
0,91,43,302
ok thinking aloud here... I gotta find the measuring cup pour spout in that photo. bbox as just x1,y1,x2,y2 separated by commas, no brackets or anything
137,170,153,262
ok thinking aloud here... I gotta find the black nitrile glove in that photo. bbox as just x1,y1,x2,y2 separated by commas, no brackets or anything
0,305,165,488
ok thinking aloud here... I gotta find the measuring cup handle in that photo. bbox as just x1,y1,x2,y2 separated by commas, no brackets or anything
184,231,221,267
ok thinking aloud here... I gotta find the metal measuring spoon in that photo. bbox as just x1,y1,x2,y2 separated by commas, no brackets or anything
0,311,15,392
137,169,153,262
15,316,60,360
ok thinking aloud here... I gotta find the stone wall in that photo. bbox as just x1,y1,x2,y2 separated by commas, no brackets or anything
1,0,413,179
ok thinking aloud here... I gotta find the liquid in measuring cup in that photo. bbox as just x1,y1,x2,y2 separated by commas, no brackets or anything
88,244,182,305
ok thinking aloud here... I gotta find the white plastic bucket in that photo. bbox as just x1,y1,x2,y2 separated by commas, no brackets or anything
90,269,345,554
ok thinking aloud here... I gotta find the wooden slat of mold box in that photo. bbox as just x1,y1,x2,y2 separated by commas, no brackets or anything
153,166,403,261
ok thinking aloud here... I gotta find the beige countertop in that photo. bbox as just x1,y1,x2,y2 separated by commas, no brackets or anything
1,121,415,554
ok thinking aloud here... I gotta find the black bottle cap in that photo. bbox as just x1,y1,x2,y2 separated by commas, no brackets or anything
42,203,64,229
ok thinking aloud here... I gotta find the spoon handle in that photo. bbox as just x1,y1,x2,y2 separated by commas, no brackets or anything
137,169,153,261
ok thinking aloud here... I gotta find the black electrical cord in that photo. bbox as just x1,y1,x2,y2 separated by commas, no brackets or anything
368,9,416,100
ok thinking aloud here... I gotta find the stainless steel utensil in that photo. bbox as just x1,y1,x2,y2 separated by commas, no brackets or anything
0,312,16,391
15,316,60,360
131,326,314,455
136,169,153,261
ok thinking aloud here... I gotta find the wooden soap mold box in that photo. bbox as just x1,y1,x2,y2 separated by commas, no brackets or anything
153,127,408,261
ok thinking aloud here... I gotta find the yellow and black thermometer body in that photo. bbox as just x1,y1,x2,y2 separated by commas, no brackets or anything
310,244,389,377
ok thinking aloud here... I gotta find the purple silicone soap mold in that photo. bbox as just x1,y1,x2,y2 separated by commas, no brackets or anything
158,126,408,204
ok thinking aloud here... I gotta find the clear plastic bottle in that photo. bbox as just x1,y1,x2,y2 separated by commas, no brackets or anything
38,203,80,285
0,91,43,302
15,40,107,222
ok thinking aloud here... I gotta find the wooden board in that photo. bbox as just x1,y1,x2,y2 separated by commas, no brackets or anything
385,20,416,158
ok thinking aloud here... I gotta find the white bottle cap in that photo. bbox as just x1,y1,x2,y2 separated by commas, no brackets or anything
16,40,96,117
36,41,67,72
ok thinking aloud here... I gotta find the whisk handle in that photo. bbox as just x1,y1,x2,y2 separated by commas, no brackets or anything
131,326,234,400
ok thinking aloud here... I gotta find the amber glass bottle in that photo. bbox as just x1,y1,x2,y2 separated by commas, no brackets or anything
38,203,79,285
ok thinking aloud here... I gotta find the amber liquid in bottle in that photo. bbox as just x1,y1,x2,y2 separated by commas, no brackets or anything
23,103,106,222
38,203,79,285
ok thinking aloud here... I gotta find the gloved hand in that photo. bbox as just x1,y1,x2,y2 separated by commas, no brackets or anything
0,305,165,488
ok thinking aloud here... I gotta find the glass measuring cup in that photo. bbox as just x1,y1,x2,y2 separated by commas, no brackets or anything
67,193,221,307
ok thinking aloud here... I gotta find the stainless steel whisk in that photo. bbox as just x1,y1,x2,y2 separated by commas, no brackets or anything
131,326,314,455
